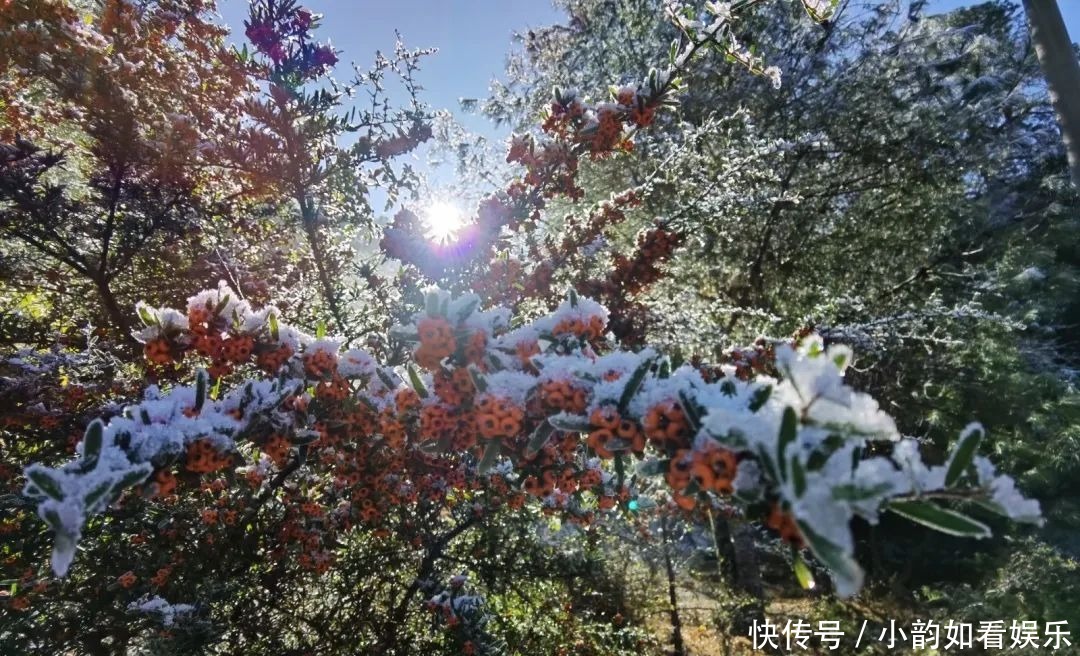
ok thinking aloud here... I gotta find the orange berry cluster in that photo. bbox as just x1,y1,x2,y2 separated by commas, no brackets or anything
416,316,457,369
475,396,525,440
586,406,645,458
766,504,805,548
185,439,233,473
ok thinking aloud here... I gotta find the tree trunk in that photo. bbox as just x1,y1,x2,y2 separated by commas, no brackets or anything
661,518,686,656
729,522,765,599
1024,0,1080,185
93,275,133,343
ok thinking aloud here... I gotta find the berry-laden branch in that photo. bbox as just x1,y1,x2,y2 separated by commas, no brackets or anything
23,283,1041,598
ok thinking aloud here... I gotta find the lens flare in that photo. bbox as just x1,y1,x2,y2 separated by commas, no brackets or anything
422,201,466,243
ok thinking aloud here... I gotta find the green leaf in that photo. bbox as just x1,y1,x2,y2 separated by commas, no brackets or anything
677,390,702,432
748,385,771,412
796,520,864,598
214,294,231,316
469,368,488,394
614,453,626,489
777,407,798,480
793,553,816,590
291,430,320,446
82,420,104,466
42,507,63,532
28,469,63,501
83,480,113,511
137,305,157,326
268,312,279,341
791,456,807,497
195,370,208,413
945,424,984,487
888,500,991,538
618,357,654,413
316,321,327,340
477,439,501,474
406,365,428,399
636,458,666,476
211,375,222,401
548,414,591,432
376,368,400,392
526,421,556,457
455,298,479,323
756,444,778,482
116,465,151,489
831,482,892,502
567,288,579,308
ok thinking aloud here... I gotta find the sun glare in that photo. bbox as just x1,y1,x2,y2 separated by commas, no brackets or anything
422,201,466,243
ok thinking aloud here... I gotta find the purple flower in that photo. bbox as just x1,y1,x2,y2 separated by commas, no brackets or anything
294,8,313,31
312,45,338,68
245,22,277,50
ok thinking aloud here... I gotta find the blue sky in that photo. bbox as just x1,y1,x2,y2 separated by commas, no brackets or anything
217,1,1080,134
215,1,1080,210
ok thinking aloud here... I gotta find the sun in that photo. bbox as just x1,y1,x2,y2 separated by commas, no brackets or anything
422,201,466,243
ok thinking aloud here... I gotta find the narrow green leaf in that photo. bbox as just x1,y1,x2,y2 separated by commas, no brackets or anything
376,368,400,392
748,385,771,412
116,465,151,489
194,370,208,413
137,305,157,326
831,482,892,502
526,421,556,457
756,444,778,482
407,365,428,399
291,430,320,446
548,414,591,432
28,469,63,501
477,439,501,474
888,500,991,538
83,480,113,511
455,298,479,323
777,407,798,480
469,368,488,394
82,420,104,466
791,456,806,497
614,453,626,489
793,553,816,590
796,520,864,598
636,458,666,476
268,312,279,341
678,390,702,432
945,424,983,487
316,321,327,339
618,357,654,413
